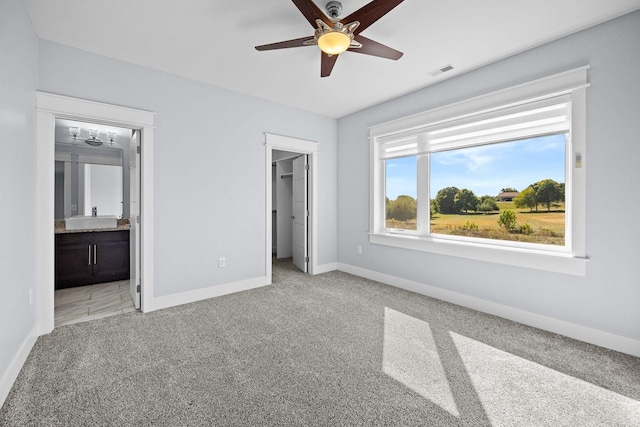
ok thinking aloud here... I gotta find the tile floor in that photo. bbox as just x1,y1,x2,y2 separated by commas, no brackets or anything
54,280,136,327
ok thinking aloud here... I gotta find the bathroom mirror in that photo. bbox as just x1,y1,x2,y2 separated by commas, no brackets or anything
55,147,124,219
54,119,132,220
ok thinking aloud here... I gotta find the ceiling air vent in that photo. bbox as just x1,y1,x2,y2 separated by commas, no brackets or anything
428,64,454,77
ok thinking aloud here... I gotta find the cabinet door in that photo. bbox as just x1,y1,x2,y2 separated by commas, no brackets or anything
55,242,93,289
93,240,130,283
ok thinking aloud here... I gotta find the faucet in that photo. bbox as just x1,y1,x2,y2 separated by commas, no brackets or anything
92,206,97,217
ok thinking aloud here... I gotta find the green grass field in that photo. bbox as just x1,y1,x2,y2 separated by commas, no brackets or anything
386,202,565,246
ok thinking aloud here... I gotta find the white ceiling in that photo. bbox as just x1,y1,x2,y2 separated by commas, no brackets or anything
24,0,640,118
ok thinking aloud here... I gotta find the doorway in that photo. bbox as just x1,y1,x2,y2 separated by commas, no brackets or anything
265,133,318,282
53,118,141,327
273,151,309,272
36,92,155,335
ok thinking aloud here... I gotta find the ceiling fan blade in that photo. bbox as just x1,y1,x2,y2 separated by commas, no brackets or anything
349,35,403,60
321,52,339,77
341,0,404,34
293,0,333,28
255,37,314,51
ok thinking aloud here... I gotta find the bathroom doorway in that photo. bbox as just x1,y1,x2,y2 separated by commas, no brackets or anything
53,119,141,327
36,92,155,335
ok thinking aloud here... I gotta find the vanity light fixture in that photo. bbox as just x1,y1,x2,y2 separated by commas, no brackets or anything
68,126,117,146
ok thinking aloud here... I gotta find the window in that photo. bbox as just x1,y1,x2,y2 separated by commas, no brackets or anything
385,156,417,231
370,67,588,275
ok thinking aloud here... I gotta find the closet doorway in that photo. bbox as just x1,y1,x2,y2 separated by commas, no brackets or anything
273,151,308,272
265,133,318,282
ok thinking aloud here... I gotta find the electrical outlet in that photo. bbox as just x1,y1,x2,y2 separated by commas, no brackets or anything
29,289,33,305
218,257,226,268
356,245,362,254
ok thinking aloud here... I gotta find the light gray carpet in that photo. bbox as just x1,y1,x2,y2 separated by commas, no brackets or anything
1,259,639,426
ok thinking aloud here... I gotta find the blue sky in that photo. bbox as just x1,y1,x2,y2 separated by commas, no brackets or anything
385,134,566,200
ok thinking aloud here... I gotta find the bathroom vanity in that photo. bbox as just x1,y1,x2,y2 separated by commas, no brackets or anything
55,222,130,289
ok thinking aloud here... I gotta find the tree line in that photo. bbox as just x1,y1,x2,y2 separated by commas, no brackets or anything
386,179,564,220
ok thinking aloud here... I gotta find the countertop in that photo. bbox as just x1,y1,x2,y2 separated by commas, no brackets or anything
54,218,131,234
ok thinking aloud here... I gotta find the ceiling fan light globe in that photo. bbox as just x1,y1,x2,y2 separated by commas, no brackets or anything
318,31,351,55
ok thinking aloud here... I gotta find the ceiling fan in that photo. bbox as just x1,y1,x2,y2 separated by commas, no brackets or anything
255,0,404,77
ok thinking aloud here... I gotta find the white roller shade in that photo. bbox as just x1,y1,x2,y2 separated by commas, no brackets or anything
428,95,570,151
378,94,570,159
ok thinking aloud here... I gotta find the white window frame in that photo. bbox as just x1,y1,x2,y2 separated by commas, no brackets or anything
369,67,589,276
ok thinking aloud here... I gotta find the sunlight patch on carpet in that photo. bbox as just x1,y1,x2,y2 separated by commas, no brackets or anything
382,307,460,417
451,332,640,426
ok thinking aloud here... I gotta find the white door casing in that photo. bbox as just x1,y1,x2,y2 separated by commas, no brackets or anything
36,92,155,334
292,155,308,273
264,133,318,282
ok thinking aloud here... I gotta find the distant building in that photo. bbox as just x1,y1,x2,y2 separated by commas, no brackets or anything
496,191,519,202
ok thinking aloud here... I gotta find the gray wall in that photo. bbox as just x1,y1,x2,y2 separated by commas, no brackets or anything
0,0,38,392
337,10,640,340
37,40,338,298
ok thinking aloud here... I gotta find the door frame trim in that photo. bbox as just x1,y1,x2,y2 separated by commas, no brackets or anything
36,92,155,335
264,133,318,280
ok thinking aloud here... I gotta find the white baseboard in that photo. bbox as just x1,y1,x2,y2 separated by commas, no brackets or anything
337,263,640,357
0,326,38,409
313,262,338,275
153,276,269,311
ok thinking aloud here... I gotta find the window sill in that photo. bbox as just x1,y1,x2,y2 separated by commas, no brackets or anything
369,233,587,276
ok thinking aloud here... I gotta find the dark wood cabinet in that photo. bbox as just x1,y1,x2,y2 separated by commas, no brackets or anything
55,230,130,289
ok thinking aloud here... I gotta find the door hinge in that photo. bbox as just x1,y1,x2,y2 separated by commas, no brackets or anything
306,210,309,217
136,284,141,293
304,256,309,263
304,164,309,171
137,216,141,224
137,145,141,154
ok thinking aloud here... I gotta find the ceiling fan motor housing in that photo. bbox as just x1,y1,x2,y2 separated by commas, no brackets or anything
326,1,343,19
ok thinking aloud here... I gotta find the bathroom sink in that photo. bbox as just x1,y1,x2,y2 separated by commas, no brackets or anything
65,215,118,230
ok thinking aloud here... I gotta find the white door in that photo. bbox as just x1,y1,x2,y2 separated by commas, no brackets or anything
292,155,308,273
129,130,141,309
